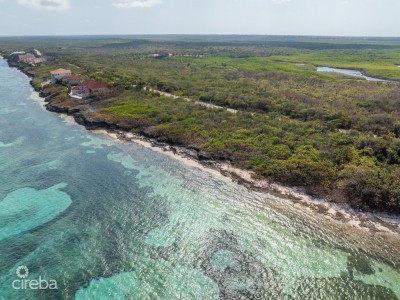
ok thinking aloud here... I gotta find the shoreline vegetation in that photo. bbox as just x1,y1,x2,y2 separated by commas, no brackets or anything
1,36,400,235
98,128,400,235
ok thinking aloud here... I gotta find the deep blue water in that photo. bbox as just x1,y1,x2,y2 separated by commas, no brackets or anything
0,58,399,299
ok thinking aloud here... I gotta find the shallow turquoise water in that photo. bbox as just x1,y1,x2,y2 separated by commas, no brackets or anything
0,58,399,299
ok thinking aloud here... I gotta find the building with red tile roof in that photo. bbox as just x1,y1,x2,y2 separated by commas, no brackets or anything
63,74,84,85
50,68,71,82
71,80,109,99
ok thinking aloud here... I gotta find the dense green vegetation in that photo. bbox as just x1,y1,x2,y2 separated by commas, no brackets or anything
1,35,400,213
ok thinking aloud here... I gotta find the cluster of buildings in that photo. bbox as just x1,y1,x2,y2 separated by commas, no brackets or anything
50,68,109,99
18,53,47,65
149,53,203,58
149,53,175,59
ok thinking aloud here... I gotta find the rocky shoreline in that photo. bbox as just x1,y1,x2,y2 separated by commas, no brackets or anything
5,56,400,237
46,97,400,237
107,129,400,235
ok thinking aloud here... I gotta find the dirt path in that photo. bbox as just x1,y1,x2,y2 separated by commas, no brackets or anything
143,86,238,113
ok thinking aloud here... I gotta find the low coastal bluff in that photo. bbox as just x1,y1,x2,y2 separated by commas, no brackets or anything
3,52,400,218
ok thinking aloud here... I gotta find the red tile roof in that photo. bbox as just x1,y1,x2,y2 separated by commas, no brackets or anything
79,80,108,90
72,80,109,96
50,68,71,75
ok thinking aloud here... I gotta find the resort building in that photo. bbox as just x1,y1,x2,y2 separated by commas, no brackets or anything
63,74,84,86
50,68,72,83
70,80,109,99
18,54,46,65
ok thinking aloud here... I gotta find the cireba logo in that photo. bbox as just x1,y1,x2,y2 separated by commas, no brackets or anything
12,266,58,290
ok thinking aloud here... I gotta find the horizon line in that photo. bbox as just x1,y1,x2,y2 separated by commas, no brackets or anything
0,34,400,39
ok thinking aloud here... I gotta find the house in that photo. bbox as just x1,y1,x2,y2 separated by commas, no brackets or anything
150,53,167,59
50,68,71,83
70,80,109,99
63,74,84,86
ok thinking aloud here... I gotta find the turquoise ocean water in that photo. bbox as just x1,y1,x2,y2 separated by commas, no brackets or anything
0,58,399,299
